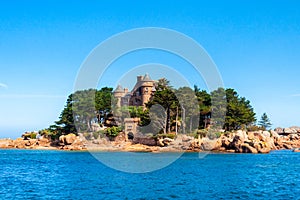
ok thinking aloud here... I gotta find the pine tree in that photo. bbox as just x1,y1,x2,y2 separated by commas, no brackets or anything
258,113,272,130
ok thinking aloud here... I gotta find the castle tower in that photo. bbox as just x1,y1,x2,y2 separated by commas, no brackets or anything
113,85,125,108
129,73,156,108
140,73,154,107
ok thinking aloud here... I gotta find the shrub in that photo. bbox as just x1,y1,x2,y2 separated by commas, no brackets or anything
93,130,106,139
214,132,223,138
247,125,265,132
39,129,51,136
83,132,92,140
22,132,37,139
206,130,223,140
92,132,99,139
188,133,198,139
46,132,60,141
197,129,208,138
30,132,37,139
152,134,176,140
105,126,122,138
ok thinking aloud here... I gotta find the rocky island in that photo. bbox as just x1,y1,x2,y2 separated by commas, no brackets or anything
2,75,298,154
1,126,300,153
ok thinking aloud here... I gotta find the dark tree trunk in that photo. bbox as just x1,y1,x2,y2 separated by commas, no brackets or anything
167,106,171,133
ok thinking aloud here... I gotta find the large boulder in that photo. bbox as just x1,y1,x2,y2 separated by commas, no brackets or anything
255,141,271,153
262,131,271,138
290,134,299,140
241,143,258,154
258,147,271,154
283,143,292,149
65,134,76,144
59,134,77,145
189,139,202,151
157,139,164,147
37,137,50,147
283,128,297,134
201,138,218,151
59,135,65,144
133,136,157,146
253,132,267,142
220,135,231,148
181,135,194,142
14,138,26,149
212,138,222,151
163,138,174,146
290,126,300,133
247,132,255,140
270,130,279,138
293,148,300,152
274,127,284,134
114,132,126,142
0,139,14,148
229,135,244,151
235,130,248,142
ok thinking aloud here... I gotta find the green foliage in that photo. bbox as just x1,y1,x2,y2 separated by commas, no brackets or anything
247,125,264,132
176,87,199,134
147,78,179,134
48,77,257,139
83,132,92,140
92,130,106,139
38,129,50,136
152,134,176,140
51,87,113,135
105,126,122,137
92,132,100,139
210,88,227,129
213,131,223,138
258,113,272,130
22,132,37,139
30,132,37,139
206,130,223,140
197,129,208,138
194,86,212,129
126,106,151,127
223,88,256,131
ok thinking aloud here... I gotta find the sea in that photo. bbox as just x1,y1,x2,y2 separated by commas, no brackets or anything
0,150,299,199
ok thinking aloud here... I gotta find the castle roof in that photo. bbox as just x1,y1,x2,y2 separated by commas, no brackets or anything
142,73,152,81
114,85,123,93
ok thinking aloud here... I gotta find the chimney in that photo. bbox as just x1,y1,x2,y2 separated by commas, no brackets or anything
137,75,143,82
124,88,128,93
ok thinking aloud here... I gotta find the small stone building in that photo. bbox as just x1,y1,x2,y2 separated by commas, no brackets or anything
124,118,140,141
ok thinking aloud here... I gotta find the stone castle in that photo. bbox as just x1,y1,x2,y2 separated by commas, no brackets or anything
113,74,156,139
113,73,156,108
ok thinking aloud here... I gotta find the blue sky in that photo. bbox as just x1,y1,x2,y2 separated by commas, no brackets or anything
1,0,300,138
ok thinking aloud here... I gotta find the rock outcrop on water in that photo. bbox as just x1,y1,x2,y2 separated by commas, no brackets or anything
0,134,86,150
2,126,300,153
211,127,300,153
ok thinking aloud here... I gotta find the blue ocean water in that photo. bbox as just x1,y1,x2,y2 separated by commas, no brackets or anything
0,150,300,199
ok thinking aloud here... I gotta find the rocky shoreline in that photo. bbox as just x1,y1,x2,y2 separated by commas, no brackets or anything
1,127,300,153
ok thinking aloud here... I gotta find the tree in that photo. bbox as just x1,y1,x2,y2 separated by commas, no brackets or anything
146,78,178,134
52,87,113,135
72,89,98,132
176,87,199,133
258,113,272,130
210,88,227,129
194,85,211,129
52,94,77,134
95,87,113,124
224,88,256,131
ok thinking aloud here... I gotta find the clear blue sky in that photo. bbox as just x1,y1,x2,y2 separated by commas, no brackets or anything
1,0,300,138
